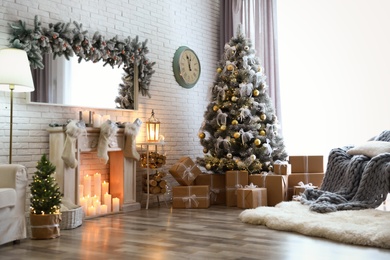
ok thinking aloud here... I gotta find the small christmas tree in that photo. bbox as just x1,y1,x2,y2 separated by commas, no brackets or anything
197,27,288,174
30,154,63,214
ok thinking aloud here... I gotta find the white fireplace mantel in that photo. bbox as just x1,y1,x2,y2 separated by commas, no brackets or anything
47,126,140,212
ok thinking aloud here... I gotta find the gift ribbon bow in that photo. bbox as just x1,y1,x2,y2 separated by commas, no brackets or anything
210,188,220,202
298,181,313,188
244,183,258,189
182,194,199,208
180,163,196,182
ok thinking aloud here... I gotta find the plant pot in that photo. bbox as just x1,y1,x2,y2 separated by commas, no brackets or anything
30,213,62,239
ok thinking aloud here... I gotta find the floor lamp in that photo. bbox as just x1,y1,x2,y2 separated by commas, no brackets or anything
0,48,35,164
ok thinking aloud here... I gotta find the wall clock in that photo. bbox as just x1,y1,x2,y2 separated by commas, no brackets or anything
172,46,201,89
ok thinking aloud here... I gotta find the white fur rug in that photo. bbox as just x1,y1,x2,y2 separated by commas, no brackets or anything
239,201,390,249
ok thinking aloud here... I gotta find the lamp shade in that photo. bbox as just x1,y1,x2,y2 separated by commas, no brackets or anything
0,48,35,92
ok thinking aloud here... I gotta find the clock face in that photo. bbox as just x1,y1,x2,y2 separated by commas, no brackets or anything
173,46,201,88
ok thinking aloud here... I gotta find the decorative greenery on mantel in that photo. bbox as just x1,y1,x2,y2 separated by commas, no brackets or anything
8,15,155,109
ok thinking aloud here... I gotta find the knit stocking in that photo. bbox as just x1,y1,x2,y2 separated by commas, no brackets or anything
97,120,117,164
123,118,142,160
61,120,84,168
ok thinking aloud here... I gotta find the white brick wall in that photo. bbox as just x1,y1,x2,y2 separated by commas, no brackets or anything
0,0,219,174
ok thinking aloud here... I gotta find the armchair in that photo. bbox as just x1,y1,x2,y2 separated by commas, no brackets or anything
0,164,28,245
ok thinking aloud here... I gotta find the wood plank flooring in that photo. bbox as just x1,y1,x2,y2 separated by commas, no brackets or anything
1,204,389,260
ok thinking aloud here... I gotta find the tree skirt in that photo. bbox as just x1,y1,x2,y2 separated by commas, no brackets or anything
239,201,390,249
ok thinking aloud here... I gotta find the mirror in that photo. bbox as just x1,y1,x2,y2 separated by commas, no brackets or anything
29,54,128,109
9,16,155,111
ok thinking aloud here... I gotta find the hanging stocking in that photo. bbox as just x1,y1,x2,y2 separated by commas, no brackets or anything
61,120,84,168
97,120,117,164
123,118,142,160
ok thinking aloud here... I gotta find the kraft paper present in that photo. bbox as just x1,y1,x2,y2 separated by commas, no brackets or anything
225,170,249,207
273,162,291,175
293,185,318,197
194,173,226,205
169,157,202,186
289,155,324,173
287,173,324,200
172,185,210,209
248,174,288,206
237,185,267,209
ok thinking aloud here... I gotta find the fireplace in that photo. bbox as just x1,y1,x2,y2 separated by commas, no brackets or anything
47,127,140,216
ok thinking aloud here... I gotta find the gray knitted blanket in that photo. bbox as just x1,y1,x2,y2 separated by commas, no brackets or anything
301,130,390,213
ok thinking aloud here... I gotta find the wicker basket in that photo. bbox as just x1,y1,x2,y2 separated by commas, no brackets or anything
60,206,84,229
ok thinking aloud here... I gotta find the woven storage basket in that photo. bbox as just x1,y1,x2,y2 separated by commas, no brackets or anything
60,206,83,229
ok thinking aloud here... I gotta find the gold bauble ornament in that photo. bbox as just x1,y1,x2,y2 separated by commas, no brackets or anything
213,105,219,111
231,78,237,83
231,96,237,102
203,148,208,153
227,64,234,71
227,153,232,159
268,165,274,172
198,132,205,139
250,154,257,161
206,163,211,170
217,67,222,73
258,66,262,72
233,132,240,139
231,119,238,125
254,139,261,146
260,130,266,136
220,125,227,131
260,113,267,121
253,89,260,96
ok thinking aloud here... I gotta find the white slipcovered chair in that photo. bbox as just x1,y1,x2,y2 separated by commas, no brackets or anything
0,164,28,245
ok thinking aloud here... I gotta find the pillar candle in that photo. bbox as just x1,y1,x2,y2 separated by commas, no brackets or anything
87,205,96,216
82,110,89,123
112,197,120,212
100,204,108,214
93,113,102,127
104,193,112,213
93,173,101,200
101,181,109,201
84,175,91,197
79,185,84,199
93,200,101,215
79,196,87,215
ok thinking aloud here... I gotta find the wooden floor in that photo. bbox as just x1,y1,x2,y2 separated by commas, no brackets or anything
1,204,389,260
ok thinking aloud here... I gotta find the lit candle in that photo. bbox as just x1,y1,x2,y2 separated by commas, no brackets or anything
104,193,112,213
112,197,120,212
87,205,96,216
93,200,101,215
100,204,108,214
82,110,89,123
79,185,84,199
93,173,101,200
84,175,91,197
93,113,102,128
101,181,109,201
79,196,87,215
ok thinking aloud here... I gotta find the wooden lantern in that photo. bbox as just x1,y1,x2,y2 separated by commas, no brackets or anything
146,110,160,142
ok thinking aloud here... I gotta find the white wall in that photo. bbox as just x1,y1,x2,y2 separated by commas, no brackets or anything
277,0,390,156
0,0,219,173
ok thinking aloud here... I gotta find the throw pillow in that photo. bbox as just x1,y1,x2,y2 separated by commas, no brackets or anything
347,141,390,158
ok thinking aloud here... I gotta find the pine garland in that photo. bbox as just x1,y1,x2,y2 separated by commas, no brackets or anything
8,15,155,109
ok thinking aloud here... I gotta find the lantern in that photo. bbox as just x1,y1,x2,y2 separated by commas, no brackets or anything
146,110,160,142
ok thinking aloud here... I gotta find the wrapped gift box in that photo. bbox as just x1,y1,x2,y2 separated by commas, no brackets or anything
273,162,291,175
225,170,249,207
237,185,267,209
172,185,210,209
169,157,202,186
287,173,324,200
248,174,288,206
194,173,226,205
289,155,324,173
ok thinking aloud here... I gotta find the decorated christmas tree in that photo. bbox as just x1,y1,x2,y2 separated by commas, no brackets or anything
30,154,63,214
197,28,288,174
